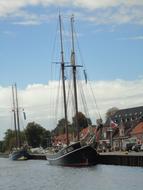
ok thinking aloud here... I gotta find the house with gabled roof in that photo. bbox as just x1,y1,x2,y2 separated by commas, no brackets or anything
131,122,143,144
109,106,143,126
103,106,143,150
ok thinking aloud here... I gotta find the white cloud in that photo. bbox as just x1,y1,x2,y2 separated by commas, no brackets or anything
73,0,143,10
13,20,40,25
0,0,66,17
82,5,143,25
0,1,143,25
9,10,54,25
118,35,143,40
1,0,143,16
128,36,143,40
1,79,143,139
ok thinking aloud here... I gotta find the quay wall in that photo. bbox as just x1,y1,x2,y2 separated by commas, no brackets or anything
0,153,46,160
30,154,46,160
0,153,8,158
99,153,143,167
31,152,143,166
1,152,143,167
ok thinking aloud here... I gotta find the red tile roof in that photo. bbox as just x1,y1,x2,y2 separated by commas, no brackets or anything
131,122,143,135
80,127,97,136
54,127,98,144
53,134,73,144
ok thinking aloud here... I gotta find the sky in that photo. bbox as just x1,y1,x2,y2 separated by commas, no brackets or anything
0,0,143,139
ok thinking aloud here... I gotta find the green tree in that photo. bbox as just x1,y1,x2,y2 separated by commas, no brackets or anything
72,112,91,131
0,141,4,152
52,118,72,136
106,107,119,119
25,122,51,148
2,129,27,151
41,130,51,148
3,129,16,151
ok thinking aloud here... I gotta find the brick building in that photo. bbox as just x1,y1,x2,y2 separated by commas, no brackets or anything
131,122,143,143
109,106,143,127
103,106,143,150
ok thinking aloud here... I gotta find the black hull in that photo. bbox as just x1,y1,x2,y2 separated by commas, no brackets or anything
46,142,99,166
9,149,31,161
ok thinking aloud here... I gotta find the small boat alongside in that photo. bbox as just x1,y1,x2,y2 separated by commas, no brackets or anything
9,147,31,161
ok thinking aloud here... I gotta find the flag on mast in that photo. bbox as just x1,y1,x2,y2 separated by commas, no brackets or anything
23,109,26,120
110,119,118,129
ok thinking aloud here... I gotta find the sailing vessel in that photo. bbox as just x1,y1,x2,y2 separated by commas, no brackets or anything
9,83,31,161
46,15,99,166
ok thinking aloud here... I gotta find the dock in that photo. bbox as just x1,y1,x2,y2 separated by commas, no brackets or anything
30,152,143,166
0,153,46,160
1,152,143,166
30,154,46,160
99,152,143,167
0,153,8,158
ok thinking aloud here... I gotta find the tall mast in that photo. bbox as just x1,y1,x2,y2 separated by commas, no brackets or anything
59,14,69,145
15,83,21,147
71,15,80,141
12,85,18,148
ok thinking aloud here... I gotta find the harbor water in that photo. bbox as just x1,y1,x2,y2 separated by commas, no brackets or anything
0,158,143,190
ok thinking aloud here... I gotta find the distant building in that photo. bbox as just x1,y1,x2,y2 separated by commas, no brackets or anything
109,106,143,126
131,122,143,143
104,106,143,134
103,106,143,151
53,134,73,145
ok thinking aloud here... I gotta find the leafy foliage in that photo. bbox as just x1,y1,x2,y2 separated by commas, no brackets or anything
51,118,72,136
51,112,92,137
2,111,91,152
106,107,119,119
72,112,92,131
2,122,51,151
25,122,51,148
0,141,4,152
2,129,26,151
